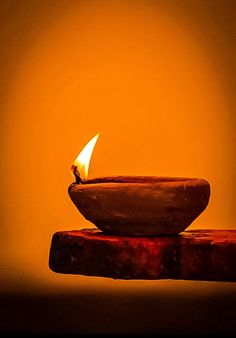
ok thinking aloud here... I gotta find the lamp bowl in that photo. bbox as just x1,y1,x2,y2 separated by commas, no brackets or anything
68,176,210,236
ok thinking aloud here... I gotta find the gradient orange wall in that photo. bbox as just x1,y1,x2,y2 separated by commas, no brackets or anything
1,0,235,294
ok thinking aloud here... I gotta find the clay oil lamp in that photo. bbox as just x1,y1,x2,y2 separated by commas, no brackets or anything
68,134,210,236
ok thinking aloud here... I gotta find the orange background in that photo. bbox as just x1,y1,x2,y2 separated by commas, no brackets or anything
1,0,236,333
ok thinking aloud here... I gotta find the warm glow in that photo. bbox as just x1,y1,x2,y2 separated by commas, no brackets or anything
73,133,99,180
1,0,235,294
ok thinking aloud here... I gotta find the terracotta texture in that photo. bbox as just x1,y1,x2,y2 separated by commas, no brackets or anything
68,176,210,236
49,229,236,281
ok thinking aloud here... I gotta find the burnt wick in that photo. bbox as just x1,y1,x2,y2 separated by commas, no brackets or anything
71,165,83,184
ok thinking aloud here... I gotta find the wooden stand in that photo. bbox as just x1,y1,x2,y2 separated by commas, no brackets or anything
49,229,236,281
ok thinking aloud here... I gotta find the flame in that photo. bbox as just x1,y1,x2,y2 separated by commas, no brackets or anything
73,133,99,180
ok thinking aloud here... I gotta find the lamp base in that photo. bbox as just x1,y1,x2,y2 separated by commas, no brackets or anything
49,229,236,281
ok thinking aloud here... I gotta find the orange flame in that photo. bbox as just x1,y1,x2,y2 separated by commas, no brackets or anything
73,133,99,180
